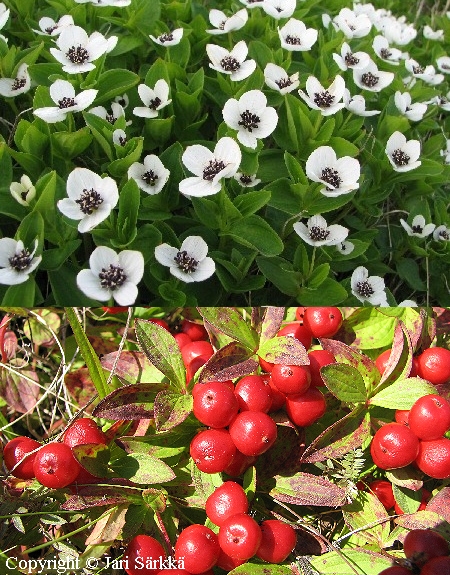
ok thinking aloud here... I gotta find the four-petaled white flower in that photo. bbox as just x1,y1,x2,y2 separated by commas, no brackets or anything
149,28,183,46
372,35,403,65
423,25,444,41
0,239,41,285
89,102,127,124
206,41,256,81
234,172,261,187
77,246,144,305
385,131,421,172
333,8,372,39
133,79,171,118
433,225,450,242
50,25,117,74
57,167,119,233
113,129,127,147
278,18,318,51
405,58,444,85
155,236,215,283
332,42,370,71
343,89,380,116
293,214,349,247
128,155,170,195
264,63,299,94
207,9,248,35
262,0,296,20
179,137,241,197
400,215,435,238
353,60,394,92
33,15,74,36
436,56,450,75
306,146,360,197
394,92,427,122
351,266,388,306
10,175,36,206
34,79,97,123
298,75,346,116
222,89,278,149
0,63,31,97
379,17,417,46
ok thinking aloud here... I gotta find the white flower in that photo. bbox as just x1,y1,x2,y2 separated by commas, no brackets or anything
128,155,170,195
239,0,264,7
89,102,126,124
262,0,296,20
133,79,171,118
398,300,418,307
423,25,444,41
298,75,346,116
155,236,215,283
351,266,388,306
429,93,450,112
264,63,299,94
33,15,74,36
343,88,380,116
57,167,119,233
179,137,241,197
149,29,183,46
50,25,117,74
10,175,36,206
379,17,416,45
385,131,421,172
0,239,41,285
206,41,256,81
394,92,427,122
278,18,318,51
353,60,394,92
34,79,97,123
0,3,10,31
222,89,278,149
0,63,31,97
336,240,355,255
332,42,370,71
77,246,144,305
372,35,403,65
306,146,360,197
293,214,349,247
113,129,127,147
440,139,450,164
433,225,450,242
399,215,435,238
436,57,450,75
114,93,129,108
207,9,248,34
405,59,444,85
234,172,261,187
333,8,372,39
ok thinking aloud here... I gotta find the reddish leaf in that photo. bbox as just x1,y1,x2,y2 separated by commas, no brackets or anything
4,330,18,360
101,351,166,385
258,307,285,345
65,367,97,410
198,308,259,350
0,365,39,414
198,342,259,383
62,486,141,510
426,487,450,523
93,382,168,420
395,510,450,540
258,336,309,366
269,473,347,507
256,425,303,478
23,310,60,348
385,466,423,491
88,335,119,356
376,321,413,388
154,390,193,432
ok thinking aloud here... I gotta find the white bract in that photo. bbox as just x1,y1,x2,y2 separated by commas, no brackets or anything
206,41,256,81
57,167,119,233
264,63,299,94
306,146,360,197
179,137,241,197
385,131,421,172
113,129,127,147
234,172,261,187
89,102,127,124
77,246,144,305
0,63,31,97
332,42,370,71
239,0,264,7
10,175,36,206
0,239,41,285
405,59,444,85
262,0,296,20
423,25,444,41
34,79,97,123
343,88,380,116
433,225,450,242
222,89,278,149
372,35,403,65
149,29,183,46
0,3,9,30
155,236,215,283
336,240,355,255
298,75,346,116
34,15,74,36
378,16,417,45
128,155,170,195
351,266,388,306
293,215,349,247
436,57,450,75
333,7,372,39
50,25,117,74
133,80,171,118
278,18,318,51
400,215,435,238
353,60,394,92
394,92,427,122
77,0,131,5
207,9,248,34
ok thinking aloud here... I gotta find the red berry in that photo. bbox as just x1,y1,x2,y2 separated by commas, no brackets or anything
3,436,41,479
174,332,192,350
303,307,343,338
216,549,245,571
394,410,410,426
181,319,208,341
174,524,220,574
234,375,272,413
416,438,450,479
205,481,248,526
186,356,209,382
63,418,107,447
285,387,326,427
378,567,414,575
277,323,313,350
156,570,191,575
256,520,297,563
148,318,170,331
308,349,336,387
367,480,395,510
223,450,256,477
403,529,449,568
259,356,274,372
190,429,236,473
394,488,430,515
271,364,311,395
421,555,450,575
193,381,239,428
417,347,450,385
123,534,166,575
218,513,262,561
370,423,419,470
375,349,392,374
181,341,214,367
295,307,306,323
264,374,286,412
102,306,129,314
33,443,81,488
229,412,277,457
409,395,450,440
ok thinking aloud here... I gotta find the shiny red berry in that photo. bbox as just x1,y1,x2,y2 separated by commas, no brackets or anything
63,418,107,447
417,347,450,385
174,524,220,574
193,381,239,428
218,513,262,561
370,423,419,470
3,436,41,479
409,394,450,440
229,412,277,457
394,410,410,426
421,555,450,575
255,520,297,563
33,443,81,488
403,528,449,568
264,374,286,412
174,332,192,350
181,319,208,341
285,387,326,427
271,364,311,395
303,307,343,338
416,438,450,479
181,341,214,367
367,480,395,510
123,534,166,575
190,429,236,474
223,450,256,477
205,481,248,526
234,375,272,412
148,318,170,331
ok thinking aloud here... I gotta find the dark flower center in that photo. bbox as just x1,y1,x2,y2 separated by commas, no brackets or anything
238,110,260,132
438,230,449,240
75,188,104,215
309,225,330,241
58,96,76,109
345,52,359,66
220,56,240,72
391,149,410,166
203,160,226,181
105,112,117,124
361,72,379,87
9,249,32,271
66,45,89,64
240,174,253,185
149,97,162,110
98,264,127,290
412,225,423,234
356,280,374,298
441,64,450,70
413,65,424,74
340,242,347,251
314,90,335,108
174,250,198,273
219,20,226,30
118,136,127,146
276,77,292,89
142,170,158,186
45,25,58,34
380,48,392,59
321,167,342,189
285,35,301,45
11,77,27,91
158,33,174,43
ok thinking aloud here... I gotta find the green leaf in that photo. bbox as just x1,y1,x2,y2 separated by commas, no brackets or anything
100,350,167,386
297,278,348,305
1,278,36,306
198,308,259,351
95,69,140,105
393,484,422,514
284,151,307,184
233,190,271,217
52,128,93,159
309,549,392,574
230,564,292,575
257,256,300,297
110,453,175,484
321,363,367,403
112,178,140,248
222,215,283,257
153,391,193,432
40,240,82,271
343,491,390,546
257,335,309,366
369,377,436,410
72,443,110,478
307,263,330,289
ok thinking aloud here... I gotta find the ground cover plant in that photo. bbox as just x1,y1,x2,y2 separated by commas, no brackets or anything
0,0,449,307
1,306,450,574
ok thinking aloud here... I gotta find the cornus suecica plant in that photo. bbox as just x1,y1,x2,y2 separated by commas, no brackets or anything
0,0,448,306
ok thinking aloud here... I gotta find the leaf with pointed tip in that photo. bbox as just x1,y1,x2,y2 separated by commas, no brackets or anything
393,484,423,514
258,307,285,346
425,486,450,522
386,467,423,490
93,382,169,420
101,351,167,385
343,492,390,547
395,510,450,539
198,342,258,383
72,443,110,477
154,390,193,432
320,338,379,389
310,549,392,574
61,486,142,510
369,377,436,410
110,453,176,484
142,488,167,512
198,308,259,350
269,473,347,507
321,363,367,403
258,335,309,366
